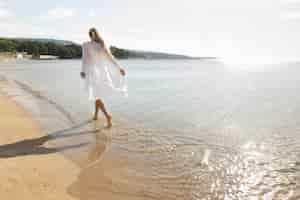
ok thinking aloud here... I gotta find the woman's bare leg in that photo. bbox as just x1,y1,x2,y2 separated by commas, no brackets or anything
94,99,112,127
93,100,100,120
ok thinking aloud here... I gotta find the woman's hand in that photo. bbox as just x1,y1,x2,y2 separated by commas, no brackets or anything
80,72,86,79
120,68,126,76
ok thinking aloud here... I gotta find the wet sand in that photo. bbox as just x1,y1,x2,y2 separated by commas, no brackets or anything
0,94,79,200
0,57,16,62
0,78,155,200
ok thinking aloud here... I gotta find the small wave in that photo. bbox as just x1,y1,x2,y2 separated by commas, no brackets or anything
13,80,76,125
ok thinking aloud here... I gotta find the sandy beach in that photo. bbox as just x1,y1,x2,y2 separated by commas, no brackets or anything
0,81,157,200
0,57,16,62
0,94,79,200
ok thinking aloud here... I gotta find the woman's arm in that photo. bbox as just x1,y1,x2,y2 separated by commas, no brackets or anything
81,43,87,78
103,46,126,76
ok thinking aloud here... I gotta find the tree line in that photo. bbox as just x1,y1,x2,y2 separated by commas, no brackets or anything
0,39,131,59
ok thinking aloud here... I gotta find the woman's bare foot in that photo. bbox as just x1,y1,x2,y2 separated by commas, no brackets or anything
93,114,98,121
106,115,112,128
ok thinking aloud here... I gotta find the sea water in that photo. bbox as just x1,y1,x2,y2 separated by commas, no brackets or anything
0,59,300,199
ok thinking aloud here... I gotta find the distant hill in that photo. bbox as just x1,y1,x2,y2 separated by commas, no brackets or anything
110,47,216,60
0,37,216,60
1,37,75,46
121,49,192,59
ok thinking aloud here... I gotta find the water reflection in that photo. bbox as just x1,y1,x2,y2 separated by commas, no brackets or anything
86,123,111,165
65,124,300,200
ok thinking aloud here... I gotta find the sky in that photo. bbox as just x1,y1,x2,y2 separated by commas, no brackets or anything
0,0,299,63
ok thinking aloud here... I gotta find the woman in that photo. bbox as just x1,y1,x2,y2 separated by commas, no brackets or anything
81,28,127,128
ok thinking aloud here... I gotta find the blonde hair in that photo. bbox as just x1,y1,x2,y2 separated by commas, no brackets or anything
89,28,105,47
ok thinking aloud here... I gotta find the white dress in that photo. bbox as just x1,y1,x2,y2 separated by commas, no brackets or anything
81,41,127,100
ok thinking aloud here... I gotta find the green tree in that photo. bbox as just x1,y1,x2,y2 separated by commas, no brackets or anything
46,42,59,55
58,46,72,59
0,39,16,52
110,46,130,59
0,38,85,59
32,46,40,59
39,44,48,55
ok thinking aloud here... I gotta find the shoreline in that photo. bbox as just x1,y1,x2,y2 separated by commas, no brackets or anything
0,94,79,199
0,77,156,200
0,56,218,63
0,57,17,62
0,76,159,200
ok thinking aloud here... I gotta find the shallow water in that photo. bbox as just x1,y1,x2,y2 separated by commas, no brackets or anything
0,59,300,199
